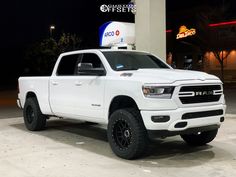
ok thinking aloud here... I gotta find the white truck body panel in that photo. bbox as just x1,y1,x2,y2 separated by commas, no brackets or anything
18,49,226,131
18,77,52,115
49,75,106,122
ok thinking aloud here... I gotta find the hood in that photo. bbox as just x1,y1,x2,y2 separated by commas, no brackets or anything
120,69,220,84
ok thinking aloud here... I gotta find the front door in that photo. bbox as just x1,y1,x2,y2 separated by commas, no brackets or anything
72,53,106,119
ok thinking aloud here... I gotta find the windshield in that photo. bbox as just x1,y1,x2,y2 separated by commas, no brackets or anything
102,51,170,71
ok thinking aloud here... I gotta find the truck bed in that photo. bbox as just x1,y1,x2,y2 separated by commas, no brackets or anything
18,77,53,115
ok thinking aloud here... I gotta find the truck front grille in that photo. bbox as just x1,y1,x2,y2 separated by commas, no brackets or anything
179,85,222,104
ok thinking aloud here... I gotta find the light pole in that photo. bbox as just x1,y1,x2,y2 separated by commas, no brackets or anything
49,25,55,38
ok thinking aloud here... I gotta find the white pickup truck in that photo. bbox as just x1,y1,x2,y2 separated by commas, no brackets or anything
18,49,226,159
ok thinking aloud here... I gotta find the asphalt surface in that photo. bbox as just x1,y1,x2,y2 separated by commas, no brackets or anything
0,106,22,119
0,90,22,119
224,89,236,114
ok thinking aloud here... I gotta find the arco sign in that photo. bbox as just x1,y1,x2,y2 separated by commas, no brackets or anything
99,21,135,47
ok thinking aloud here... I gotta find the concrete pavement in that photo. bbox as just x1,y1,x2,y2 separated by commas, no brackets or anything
0,89,236,177
0,117,235,177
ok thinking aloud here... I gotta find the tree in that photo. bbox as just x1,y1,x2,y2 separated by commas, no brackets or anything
58,33,82,52
196,3,234,82
212,50,231,82
24,33,82,75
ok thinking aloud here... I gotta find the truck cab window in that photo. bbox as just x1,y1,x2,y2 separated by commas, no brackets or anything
57,54,82,76
75,53,105,75
81,53,103,68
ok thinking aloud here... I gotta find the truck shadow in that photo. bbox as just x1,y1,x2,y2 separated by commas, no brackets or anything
11,118,232,167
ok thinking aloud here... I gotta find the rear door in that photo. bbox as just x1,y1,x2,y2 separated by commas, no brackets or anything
49,54,82,116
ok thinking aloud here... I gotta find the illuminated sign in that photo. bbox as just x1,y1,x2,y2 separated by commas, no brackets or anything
176,25,196,39
104,30,120,37
99,21,135,47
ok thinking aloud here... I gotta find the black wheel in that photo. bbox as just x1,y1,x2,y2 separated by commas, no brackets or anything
107,108,148,159
181,129,218,146
23,97,47,131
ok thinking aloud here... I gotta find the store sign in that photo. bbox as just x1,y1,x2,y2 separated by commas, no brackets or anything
99,21,135,47
176,25,196,39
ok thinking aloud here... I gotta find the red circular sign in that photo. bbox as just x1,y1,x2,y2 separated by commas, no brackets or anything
115,30,120,36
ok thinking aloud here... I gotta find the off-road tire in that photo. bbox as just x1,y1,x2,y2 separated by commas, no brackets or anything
23,97,47,131
107,108,148,159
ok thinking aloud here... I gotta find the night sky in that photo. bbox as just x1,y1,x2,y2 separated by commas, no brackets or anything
0,0,134,48
0,0,134,89
0,0,235,89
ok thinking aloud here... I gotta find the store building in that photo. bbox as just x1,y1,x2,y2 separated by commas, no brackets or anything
166,20,236,82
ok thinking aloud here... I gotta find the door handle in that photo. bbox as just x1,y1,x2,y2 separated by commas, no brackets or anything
51,81,58,86
75,81,83,86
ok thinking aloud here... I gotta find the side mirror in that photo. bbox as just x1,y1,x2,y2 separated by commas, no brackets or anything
78,63,93,70
77,63,106,76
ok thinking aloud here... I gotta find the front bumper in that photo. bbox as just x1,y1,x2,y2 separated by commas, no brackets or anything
141,104,226,133
147,124,220,138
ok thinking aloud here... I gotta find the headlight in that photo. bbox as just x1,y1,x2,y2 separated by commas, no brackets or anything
142,86,175,99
